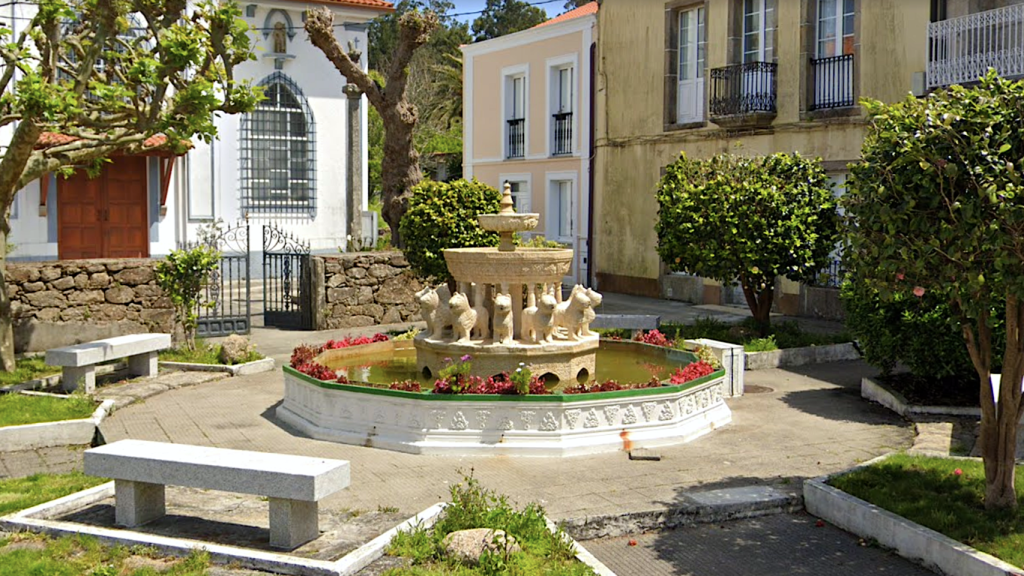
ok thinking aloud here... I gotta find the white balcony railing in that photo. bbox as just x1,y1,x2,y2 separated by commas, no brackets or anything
927,4,1024,89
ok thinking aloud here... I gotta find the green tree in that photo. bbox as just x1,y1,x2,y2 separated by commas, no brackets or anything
655,153,839,333
0,0,259,371
399,179,501,282
155,246,220,352
307,8,439,247
367,71,385,203
844,72,1024,510
471,0,548,42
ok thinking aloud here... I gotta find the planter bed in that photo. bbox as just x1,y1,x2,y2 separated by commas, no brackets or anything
862,376,989,419
159,356,275,376
0,394,115,451
745,342,860,370
805,453,1024,576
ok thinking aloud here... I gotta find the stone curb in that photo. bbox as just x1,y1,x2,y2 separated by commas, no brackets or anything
545,518,617,576
745,342,859,371
861,376,984,418
0,397,114,451
159,357,275,377
0,373,61,394
562,485,802,541
804,455,1021,576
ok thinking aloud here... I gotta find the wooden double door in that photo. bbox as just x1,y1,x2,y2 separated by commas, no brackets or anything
58,156,150,259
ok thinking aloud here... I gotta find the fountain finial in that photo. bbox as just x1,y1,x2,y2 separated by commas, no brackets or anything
500,182,515,215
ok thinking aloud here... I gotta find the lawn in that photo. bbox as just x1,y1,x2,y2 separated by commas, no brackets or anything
0,357,60,387
830,453,1024,568
0,394,96,428
0,471,108,517
601,317,851,352
159,341,262,366
384,476,593,575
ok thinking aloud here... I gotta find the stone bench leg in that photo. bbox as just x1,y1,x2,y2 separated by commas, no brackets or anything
114,479,165,527
62,365,96,394
128,351,159,378
268,498,319,549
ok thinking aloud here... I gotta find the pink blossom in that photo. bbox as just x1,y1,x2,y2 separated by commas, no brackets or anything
954,468,963,476
896,272,905,281
913,286,926,297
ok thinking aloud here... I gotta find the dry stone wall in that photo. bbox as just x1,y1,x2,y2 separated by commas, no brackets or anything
7,259,172,352
320,252,423,329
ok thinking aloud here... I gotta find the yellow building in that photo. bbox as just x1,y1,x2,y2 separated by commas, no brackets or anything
593,0,1024,315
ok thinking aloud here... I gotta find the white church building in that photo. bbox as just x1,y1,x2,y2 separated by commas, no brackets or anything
6,0,391,261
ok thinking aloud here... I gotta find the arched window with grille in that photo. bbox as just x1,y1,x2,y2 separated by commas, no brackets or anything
240,72,316,215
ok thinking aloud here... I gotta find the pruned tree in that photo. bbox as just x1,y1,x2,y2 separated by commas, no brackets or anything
655,152,839,333
306,7,439,248
845,72,1024,510
0,0,260,371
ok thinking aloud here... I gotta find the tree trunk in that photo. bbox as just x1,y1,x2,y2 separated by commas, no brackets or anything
380,108,422,248
0,223,14,372
740,278,773,336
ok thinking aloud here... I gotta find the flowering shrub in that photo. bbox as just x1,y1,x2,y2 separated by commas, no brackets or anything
562,379,663,394
322,333,389,350
669,361,716,384
290,344,319,368
389,380,422,392
294,362,338,381
432,372,549,395
436,355,474,393
634,329,674,348
692,345,723,370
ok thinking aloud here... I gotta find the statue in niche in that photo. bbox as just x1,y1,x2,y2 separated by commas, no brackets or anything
273,21,287,54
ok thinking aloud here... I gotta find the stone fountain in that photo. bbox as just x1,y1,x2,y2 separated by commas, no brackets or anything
413,183,602,385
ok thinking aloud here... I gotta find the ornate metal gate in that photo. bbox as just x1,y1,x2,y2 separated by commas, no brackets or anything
262,223,313,330
183,220,251,337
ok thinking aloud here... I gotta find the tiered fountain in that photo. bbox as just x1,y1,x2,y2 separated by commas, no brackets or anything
277,184,735,456
414,183,601,385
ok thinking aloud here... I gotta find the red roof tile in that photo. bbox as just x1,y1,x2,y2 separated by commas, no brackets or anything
533,1,597,28
37,132,182,152
274,0,394,11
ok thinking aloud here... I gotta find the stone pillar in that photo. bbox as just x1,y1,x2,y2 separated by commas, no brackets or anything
114,479,165,527
512,284,524,339
269,498,319,549
128,351,158,378
343,84,363,247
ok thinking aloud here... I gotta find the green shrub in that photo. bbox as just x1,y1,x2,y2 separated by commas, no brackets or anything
398,179,501,282
155,246,219,351
841,280,1002,379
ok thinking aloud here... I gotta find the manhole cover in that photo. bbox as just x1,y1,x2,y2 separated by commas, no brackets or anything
745,384,775,394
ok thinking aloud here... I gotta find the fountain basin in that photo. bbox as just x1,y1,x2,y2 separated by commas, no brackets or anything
443,247,574,284
276,340,731,457
415,333,598,384
477,213,540,233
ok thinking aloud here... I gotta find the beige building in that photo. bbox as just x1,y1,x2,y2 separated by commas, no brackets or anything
462,3,598,285
592,0,1024,315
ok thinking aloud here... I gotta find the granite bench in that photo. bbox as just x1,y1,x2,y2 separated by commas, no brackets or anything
84,439,351,549
590,314,661,338
45,333,171,393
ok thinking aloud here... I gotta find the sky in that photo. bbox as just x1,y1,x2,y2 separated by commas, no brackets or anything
449,0,566,25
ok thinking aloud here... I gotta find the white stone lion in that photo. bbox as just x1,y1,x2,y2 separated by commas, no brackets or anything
522,292,557,344
471,283,491,340
449,292,477,344
553,285,590,341
492,292,514,345
580,287,603,336
417,284,452,340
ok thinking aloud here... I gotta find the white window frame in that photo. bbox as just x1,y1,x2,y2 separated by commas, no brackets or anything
501,64,529,160
676,5,706,124
546,171,578,245
546,54,578,157
816,0,855,58
743,0,776,63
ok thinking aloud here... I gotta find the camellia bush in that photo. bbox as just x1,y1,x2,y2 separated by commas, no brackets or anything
155,246,220,352
655,152,840,333
844,72,1024,510
399,179,501,282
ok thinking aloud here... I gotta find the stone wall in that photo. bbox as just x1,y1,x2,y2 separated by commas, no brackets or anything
7,259,173,352
317,252,423,330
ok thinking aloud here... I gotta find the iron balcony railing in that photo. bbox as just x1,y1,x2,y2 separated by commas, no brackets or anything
815,259,845,289
928,4,1024,89
507,118,525,159
810,53,855,110
709,61,777,117
552,112,572,156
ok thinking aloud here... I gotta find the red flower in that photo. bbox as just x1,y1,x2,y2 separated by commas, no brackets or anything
954,468,963,476
627,539,638,547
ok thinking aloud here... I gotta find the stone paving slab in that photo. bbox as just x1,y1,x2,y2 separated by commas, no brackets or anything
581,513,937,576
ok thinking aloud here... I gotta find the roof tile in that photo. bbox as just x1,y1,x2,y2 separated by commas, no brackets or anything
533,1,597,29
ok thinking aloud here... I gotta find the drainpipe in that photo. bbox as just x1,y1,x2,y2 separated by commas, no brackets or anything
586,41,596,288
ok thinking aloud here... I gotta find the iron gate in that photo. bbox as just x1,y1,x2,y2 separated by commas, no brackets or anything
183,220,251,337
263,223,313,330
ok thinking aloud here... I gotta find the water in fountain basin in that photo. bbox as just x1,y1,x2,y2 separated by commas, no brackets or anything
320,343,691,388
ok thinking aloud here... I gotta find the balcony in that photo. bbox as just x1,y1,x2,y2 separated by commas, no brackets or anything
506,118,525,159
552,112,572,156
709,62,777,129
810,54,855,110
928,4,1024,89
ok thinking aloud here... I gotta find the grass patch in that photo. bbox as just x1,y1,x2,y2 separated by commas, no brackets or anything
0,471,108,516
601,317,851,352
0,394,96,428
0,357,60,387
830,453,1024,568
0,533,211,575
385,475,592,575
159,340,262,366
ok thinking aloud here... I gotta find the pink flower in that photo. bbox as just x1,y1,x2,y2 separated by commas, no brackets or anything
896,272,905,281
913,286,926,297
954,468,963,476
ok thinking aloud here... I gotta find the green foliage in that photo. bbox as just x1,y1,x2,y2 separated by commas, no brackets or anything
0,356,59,386
368,71,386,203
0,393,95,428
841,281,1001,379
471,0,549,42
399,179,501,281
510,362,531,395
155,246,220,352
744,335,778,352
519,235,569,249
0,533,210,576
831,454,1024,568
159,340,263,366
655,152,840,328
